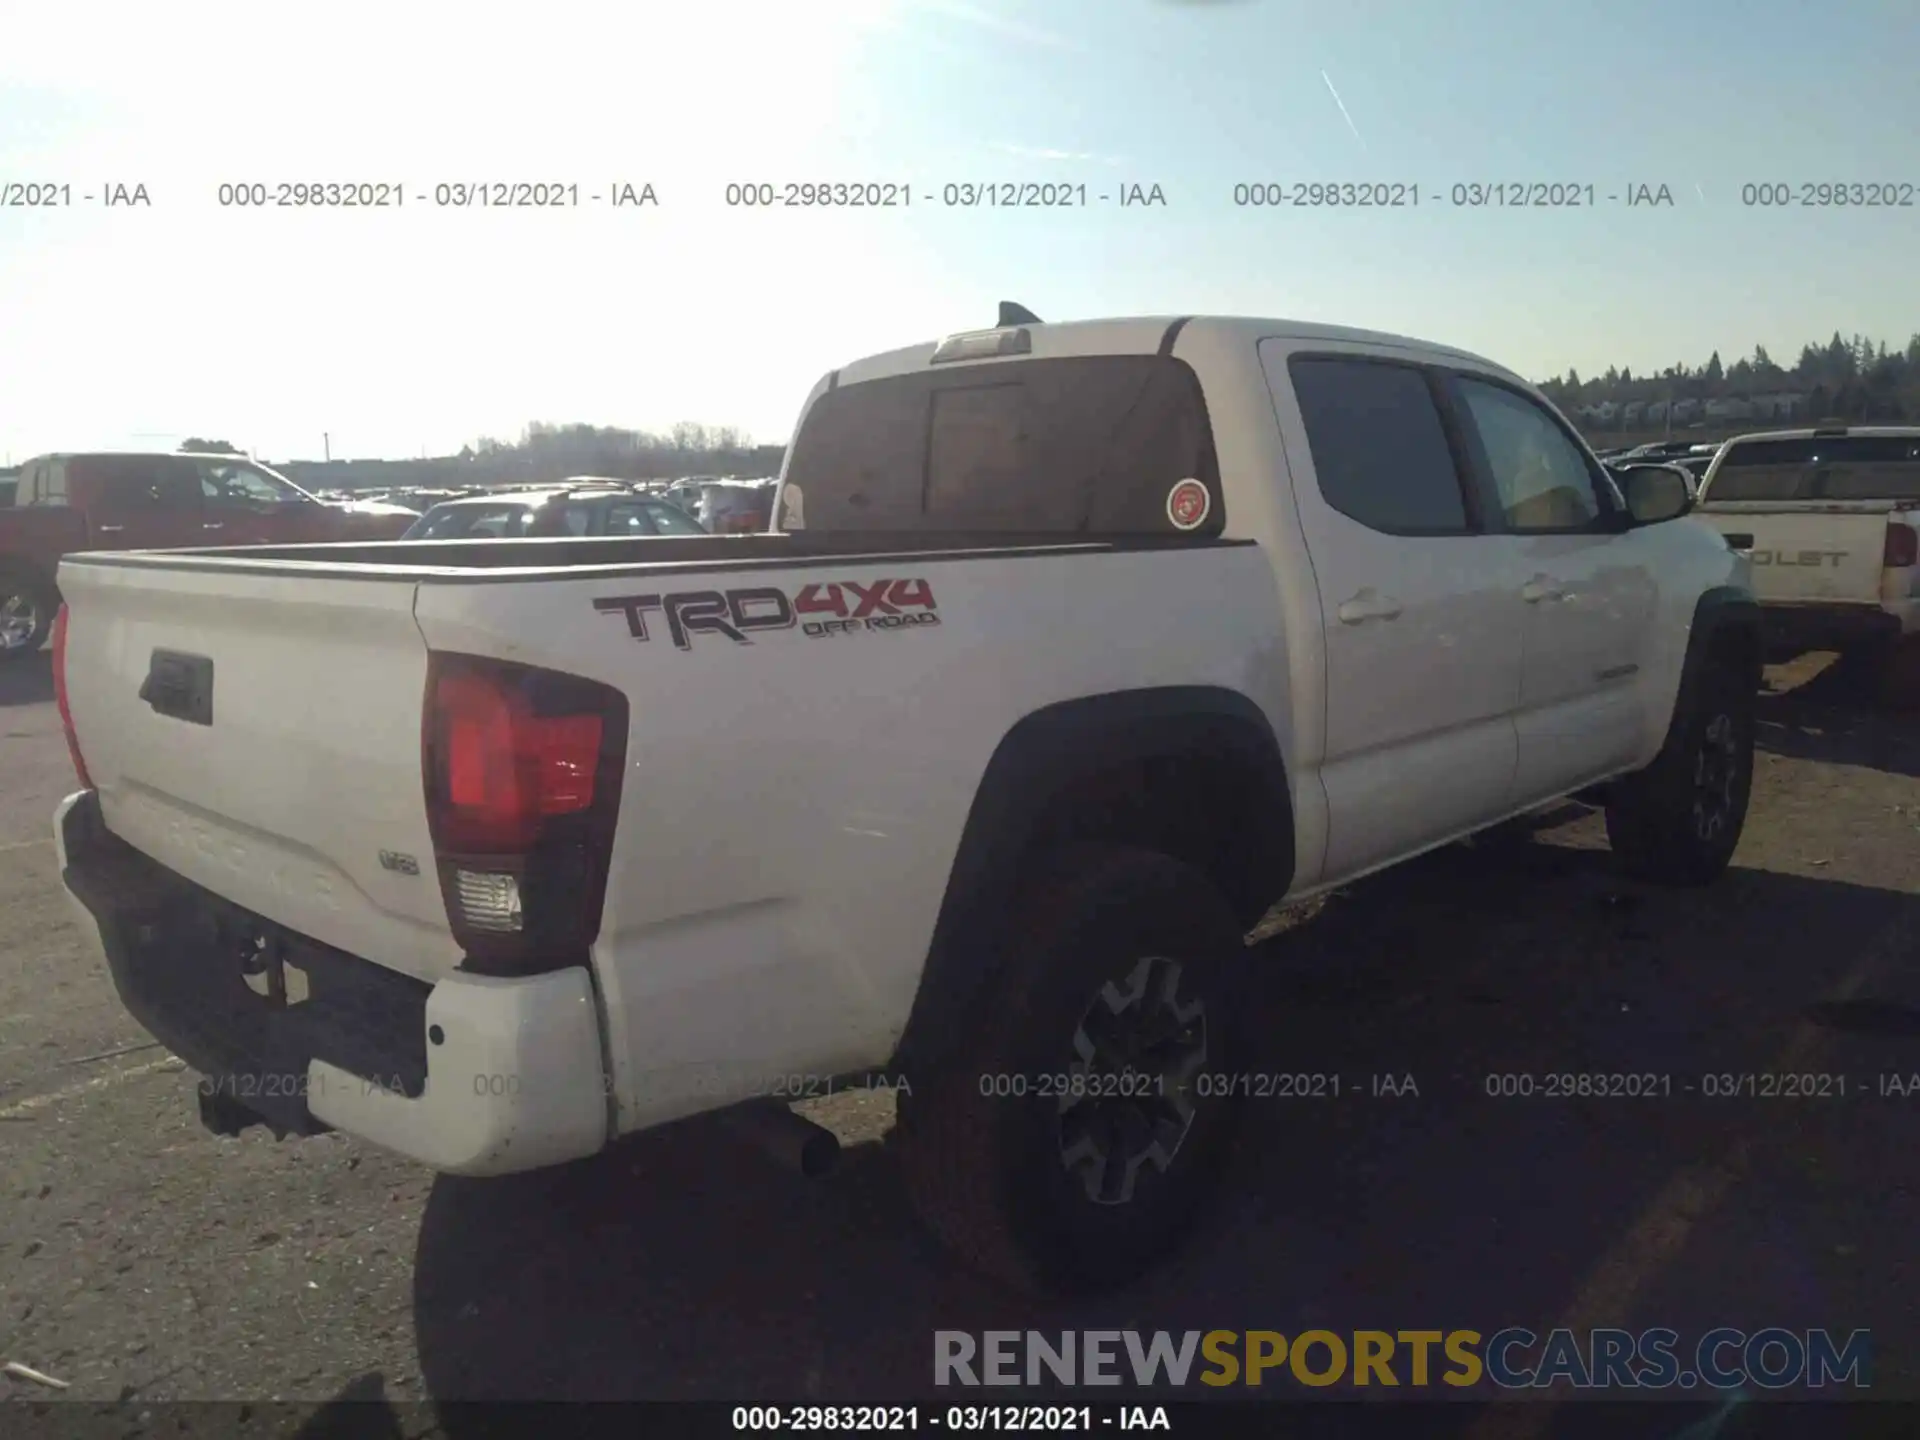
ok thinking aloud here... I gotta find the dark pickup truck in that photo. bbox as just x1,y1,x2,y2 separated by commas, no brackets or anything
0,451,415,658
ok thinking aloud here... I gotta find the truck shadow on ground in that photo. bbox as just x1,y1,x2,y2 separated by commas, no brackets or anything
288,1371,407,1440
412,766,1920,1411
1754,651,1920,779
0,653,53,708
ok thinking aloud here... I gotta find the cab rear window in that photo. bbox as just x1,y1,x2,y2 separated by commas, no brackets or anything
1708,436,1920,502
782,355,1222,535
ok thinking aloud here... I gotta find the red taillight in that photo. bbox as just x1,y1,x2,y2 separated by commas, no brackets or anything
423,654,627,975
434,670,603,850
1885,523,1918,569
51,605,92,788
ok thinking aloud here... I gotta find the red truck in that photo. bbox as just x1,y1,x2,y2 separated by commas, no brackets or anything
0,452,416,659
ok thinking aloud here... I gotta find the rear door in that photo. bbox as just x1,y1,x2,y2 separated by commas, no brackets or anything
1696,436,1913,604
76,455,209,549
1261,345,1527,879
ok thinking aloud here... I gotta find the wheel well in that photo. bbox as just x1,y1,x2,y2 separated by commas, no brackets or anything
1020,751,1283,932
891,691,1296,1078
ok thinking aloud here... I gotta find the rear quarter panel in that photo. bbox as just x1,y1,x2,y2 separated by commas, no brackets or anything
411,545,1292,1132
1172,323,1331,859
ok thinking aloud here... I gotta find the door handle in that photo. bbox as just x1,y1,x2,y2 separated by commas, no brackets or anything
1337,590,1404,624
1521,575,1566,604
202,522,224,531
97,524,124,534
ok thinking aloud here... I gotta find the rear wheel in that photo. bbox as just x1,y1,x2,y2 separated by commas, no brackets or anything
0,571,55,661
893,845,1245,1294
1605,651,1754,885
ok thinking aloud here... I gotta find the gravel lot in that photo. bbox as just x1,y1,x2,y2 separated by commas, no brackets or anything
1,650,1916,1435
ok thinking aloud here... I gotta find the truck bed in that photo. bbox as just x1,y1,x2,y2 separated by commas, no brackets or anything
56,528,1265,988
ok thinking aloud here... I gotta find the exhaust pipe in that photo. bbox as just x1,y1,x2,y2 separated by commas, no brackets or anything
721,1101,841,1179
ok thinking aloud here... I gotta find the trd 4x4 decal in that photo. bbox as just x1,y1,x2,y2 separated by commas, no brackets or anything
594,578,940,650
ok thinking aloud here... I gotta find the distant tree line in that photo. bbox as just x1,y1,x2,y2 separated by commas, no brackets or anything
268,420,785,495
1540,330,1920,430
460,419,781,481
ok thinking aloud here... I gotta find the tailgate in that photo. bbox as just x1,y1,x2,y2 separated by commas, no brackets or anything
59,557,462,980
1692,505,1891,605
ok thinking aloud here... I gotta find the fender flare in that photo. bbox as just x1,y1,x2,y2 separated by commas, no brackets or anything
888,686,1294,1077
1681,585,1763,699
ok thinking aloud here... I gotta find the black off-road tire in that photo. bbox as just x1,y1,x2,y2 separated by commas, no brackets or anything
0,570,56,662
1604,651,1755,886
892,844,1246,1295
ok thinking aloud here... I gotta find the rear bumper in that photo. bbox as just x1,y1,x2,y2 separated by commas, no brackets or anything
1759,603,1906,654
53,790,610,1176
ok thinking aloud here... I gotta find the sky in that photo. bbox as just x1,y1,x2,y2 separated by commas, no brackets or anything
2,0,1917,464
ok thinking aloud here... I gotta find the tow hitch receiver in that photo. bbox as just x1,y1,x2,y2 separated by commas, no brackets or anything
198,1086,277,1138
195,1082,328,1141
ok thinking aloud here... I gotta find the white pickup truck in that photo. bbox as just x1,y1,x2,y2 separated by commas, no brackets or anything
1691,425,1920,699
51,313,1761,1294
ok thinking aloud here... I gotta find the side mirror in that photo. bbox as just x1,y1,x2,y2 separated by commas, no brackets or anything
1612,463,1694,526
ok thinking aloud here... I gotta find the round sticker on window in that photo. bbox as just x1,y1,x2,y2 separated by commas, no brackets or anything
1167,478,1211,531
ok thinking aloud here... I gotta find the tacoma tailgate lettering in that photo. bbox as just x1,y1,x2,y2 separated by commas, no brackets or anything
595,578,939,648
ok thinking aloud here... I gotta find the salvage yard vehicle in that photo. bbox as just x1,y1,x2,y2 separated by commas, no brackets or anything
1691,425,1920,700
694,478,776,533
666,476,718,514
0,452,416,658
400,484,709,540
51,312,1760,1296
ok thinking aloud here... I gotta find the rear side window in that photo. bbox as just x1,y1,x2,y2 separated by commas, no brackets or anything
782,355,1222,535
1824,440,1920,500
602,502,657,535
416,504,533,538
644,502,705,535
1287,357,1470,534
74,455,202,509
